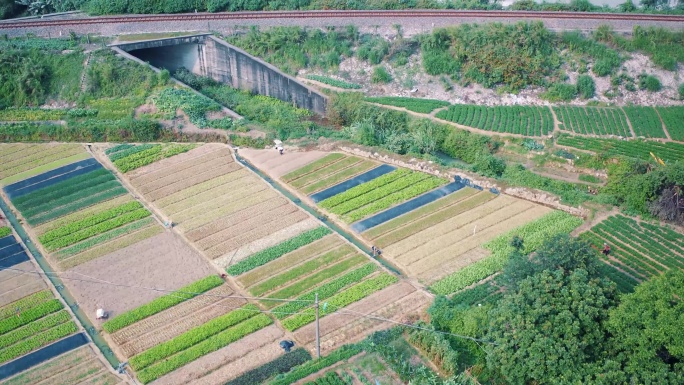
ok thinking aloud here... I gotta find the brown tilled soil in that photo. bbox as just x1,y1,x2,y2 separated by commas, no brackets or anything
0,260,47,307
126,144,224,179
63,231,216,326
239,148,329,178
150,324,284,385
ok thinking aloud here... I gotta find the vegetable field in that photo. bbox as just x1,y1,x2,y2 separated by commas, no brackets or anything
435,105,554,136
0,144,88,186
306,75,361,89
622,106,666,138
125,143,318,267
0,289,78,365
317,168,447,223
283,153,378,195
656,106,684,141
553,106,631,137
107,143,196,173
580,215,684,287
556,134,684,163
1,345,122,385
365,97,450,114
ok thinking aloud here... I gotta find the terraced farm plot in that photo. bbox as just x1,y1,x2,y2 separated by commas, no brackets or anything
317,168,448,223
656,106,684,141
580,215,684,292
556,134,684,163
1,345,124,385
365,96,450,114
554,106,632,137
436,104,554,136
107,143,197,173
126,144,317,267
622,106,666,138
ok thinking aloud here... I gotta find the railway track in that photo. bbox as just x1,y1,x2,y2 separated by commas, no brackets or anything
1,10,683,29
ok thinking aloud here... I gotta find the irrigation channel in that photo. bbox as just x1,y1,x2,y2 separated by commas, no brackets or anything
233,148,404,276
0,197,120,368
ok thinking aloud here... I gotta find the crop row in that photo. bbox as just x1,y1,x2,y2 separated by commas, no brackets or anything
0,299,63,335
114,146,163,172
29,186,129,226
130,304,260,370
0,226,10,238
328,171,431,215
103,275,224,333
656,106,684,141
39,201,143,243
0,321,78,364
54,217,155,260
554,106,631,137
450,280,500,306
283,153,346,182
430,211,583,295
301,161,376,195
589,228,659,278
320,169,410,209
108,144,158,162
227,227,332,276
556,134,684,163
343,177,445,223
112,143,197,174
105,143,135,155
13,168,112,209
435,105,553,136
0,310,71,349
596,262,638,293
21,178,121,220
265,255,367,305
276,263,378,317
281,273,397,331
225,348,312,385
306,75,362,89
0,107,67,122
291,157,361,189
1,153,91,187
581,231,645,281
365,97,450,114
0,290,52,320
136,314,272,384
269,345,362,385
43,208,150,251
249,246,354,296
304,371,347,385
623,106,666,138
604,218,684,269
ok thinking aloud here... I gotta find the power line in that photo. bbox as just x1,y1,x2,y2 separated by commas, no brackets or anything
5,266,493,345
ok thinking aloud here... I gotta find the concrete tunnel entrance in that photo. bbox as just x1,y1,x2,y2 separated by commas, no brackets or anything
114,34,328,116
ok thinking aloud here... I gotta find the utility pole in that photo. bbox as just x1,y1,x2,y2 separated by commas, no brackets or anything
315,293,320,359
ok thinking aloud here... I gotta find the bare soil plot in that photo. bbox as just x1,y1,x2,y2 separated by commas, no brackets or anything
63,231,216,325
294,281,423,354
0,261,47,307
149,324,283,385
1,345,123,385
239,148,329,178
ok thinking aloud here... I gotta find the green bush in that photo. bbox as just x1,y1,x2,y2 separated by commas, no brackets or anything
638,74,662,92
577,75,596,99
226,227,331,275
102,275,224,333
543,83,577,101
226,348,312,385
371,66,392,84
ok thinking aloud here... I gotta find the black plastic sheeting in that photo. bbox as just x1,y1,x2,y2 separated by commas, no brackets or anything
310,164,396,203
0,252,30,269
0,243,23,258
0,333,88,381
351,181,466,233
4,159,100,199
0,235,16,249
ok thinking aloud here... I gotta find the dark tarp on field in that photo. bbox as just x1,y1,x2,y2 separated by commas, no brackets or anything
351,181,466,233
0,252,30,269
0,333,88,381
4,158,99,199
309,164,396,203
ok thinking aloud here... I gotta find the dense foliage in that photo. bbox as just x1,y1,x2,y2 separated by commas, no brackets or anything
421,22,560,91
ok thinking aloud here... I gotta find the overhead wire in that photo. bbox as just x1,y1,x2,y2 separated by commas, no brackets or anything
4,265,495,345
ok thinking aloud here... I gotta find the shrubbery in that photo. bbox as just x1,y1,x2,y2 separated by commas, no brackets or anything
371,66,392,84
577,75,596,98
638,74,662,92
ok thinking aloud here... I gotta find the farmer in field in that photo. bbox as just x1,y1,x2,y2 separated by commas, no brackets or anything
602,243,611,256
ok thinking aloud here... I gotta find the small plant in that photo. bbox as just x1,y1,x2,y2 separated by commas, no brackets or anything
371,66,392,84
638,74,662,92
577,75,596,99
679,83,684,100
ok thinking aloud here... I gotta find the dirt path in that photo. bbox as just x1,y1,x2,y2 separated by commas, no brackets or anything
571,208,618,236
653,107,672,140
619,106,637,138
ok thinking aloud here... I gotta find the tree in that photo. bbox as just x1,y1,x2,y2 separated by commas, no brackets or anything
487,269,618,385
607,270,684,384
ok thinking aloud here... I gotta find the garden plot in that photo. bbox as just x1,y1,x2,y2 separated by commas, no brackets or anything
238,148,330,178
106,143,197,173
436,104,554,136
556,134,684,163
61,231,216,325
367,192,552,283
554,106,632,137
0,148,165,271
126,144,315,266
228,226,404,343
0,144,89,186
580,214,684,291
656,106,684,141
0,229,46,308
1,345,123,385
